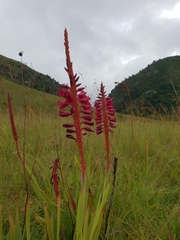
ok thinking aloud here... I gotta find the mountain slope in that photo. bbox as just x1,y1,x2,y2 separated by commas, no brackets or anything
0,77,59,114
0,54,60,95
109,56,180,115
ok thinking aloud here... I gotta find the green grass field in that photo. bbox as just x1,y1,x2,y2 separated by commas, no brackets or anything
0,78,59,114
1,110,180,239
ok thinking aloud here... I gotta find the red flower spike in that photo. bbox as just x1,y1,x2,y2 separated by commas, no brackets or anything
57,29,94,183
7,92,24,164
7,93,18,144
50,158,60,200
94,83,116,176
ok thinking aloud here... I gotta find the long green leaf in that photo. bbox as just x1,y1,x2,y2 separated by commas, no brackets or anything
15,208,23,240
44,206,54,240
35,215,46,228
89,182,110,240
26,199,30,240
56,197,61,240
82,206,89,240
92,209,104,240
75,189,83,240
0,204,2,240
75,183,88,240
9,213,16,240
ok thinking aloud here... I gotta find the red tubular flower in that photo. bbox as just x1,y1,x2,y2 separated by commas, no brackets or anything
50,158,60,200
94,83,116,176
57,29,94,183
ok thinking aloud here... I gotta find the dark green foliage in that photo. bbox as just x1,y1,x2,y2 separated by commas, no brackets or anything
110,56,180,115
0,54,60,95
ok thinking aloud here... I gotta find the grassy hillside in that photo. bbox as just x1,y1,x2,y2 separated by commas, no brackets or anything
110,56,180,115
0,54,60,95
0,77,59,115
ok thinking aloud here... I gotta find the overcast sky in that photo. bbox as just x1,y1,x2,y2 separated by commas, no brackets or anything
0,0,180,100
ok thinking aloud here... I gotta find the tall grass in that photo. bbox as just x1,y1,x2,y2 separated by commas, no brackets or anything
1,112,180,239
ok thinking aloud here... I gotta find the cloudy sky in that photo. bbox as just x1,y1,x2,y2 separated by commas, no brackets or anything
0,0,180,99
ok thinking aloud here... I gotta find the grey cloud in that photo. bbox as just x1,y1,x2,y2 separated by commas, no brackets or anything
0,0,180,98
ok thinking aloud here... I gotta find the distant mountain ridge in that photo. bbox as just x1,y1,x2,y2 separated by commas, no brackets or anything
0,54,60,95
1,54,180,115
109,56,180,115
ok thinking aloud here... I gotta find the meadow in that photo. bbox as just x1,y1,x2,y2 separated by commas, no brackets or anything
1,108,180,239
1,29,180,239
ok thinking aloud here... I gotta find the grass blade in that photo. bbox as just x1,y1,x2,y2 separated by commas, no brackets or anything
26,198,31,240
0,204,2,240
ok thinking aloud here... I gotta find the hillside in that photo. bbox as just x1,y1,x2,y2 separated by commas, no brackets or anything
0,54,60,95
109,56,180,115
0,77,59,115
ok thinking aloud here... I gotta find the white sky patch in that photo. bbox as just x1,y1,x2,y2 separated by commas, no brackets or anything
171,51,180,56
160,2,180,19
120,55,140,65
112,20,134,33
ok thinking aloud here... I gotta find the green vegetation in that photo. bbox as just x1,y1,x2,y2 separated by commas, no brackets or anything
1,111,180,239
0,54,60,95
110,56,180,115
0,77,59,114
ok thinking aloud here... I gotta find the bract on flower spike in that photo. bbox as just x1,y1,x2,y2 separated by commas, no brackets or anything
94,83,116,176
57,29,94,183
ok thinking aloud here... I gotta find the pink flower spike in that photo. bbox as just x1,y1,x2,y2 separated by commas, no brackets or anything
58,29,95,183
94,82,116,176
50,158,60,199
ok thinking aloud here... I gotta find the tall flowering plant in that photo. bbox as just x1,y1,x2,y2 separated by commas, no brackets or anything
58,29,94,183
57,29,117,239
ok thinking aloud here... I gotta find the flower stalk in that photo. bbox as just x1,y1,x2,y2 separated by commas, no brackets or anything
58,29,94,183
7,92,24,164
94,83,116,176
